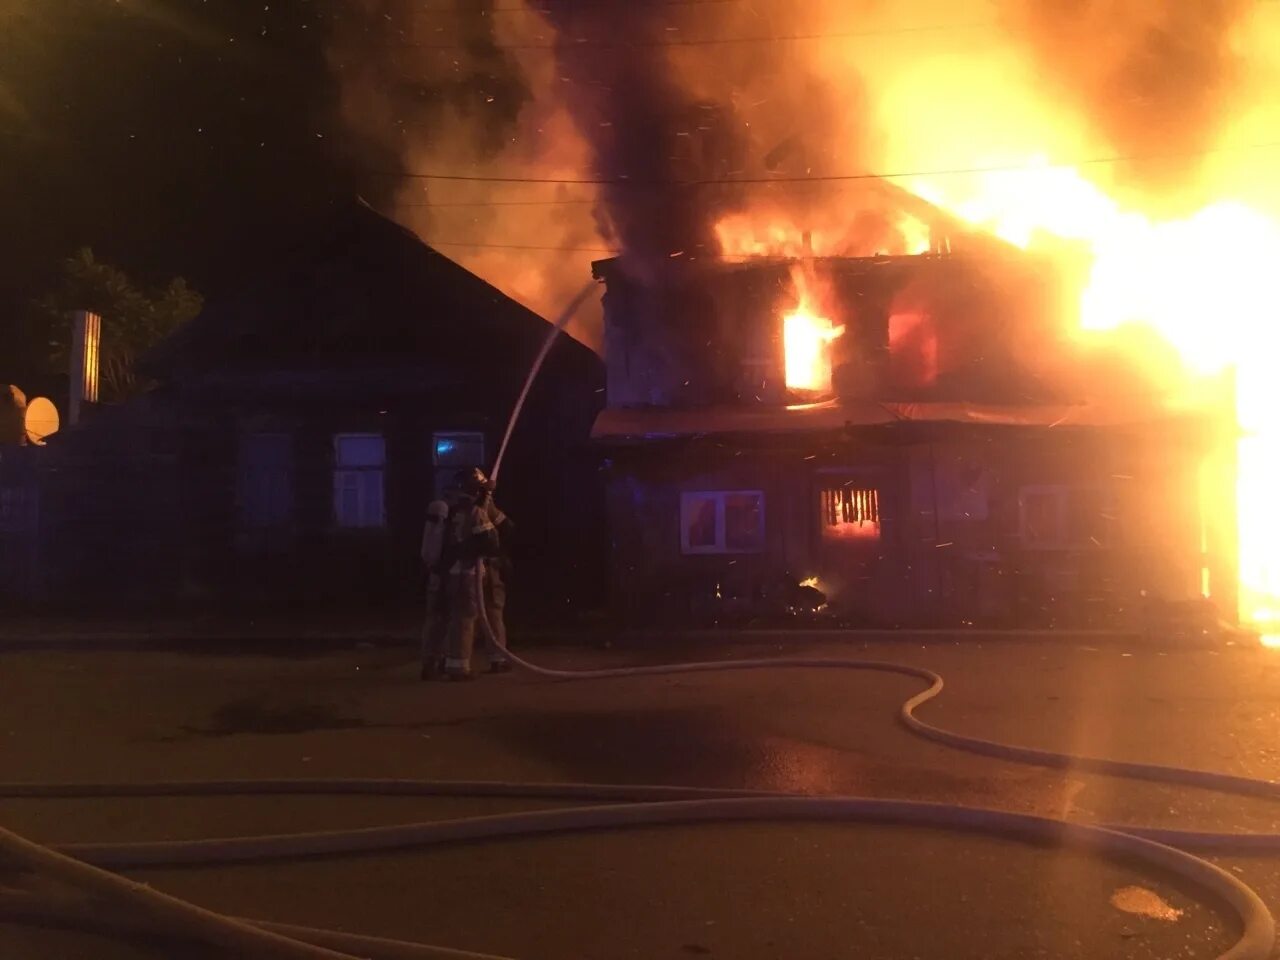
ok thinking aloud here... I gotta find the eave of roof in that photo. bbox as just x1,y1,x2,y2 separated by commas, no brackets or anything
592,399,1214,443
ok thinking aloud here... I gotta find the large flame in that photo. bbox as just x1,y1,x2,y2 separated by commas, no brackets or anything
908,163,1280,641
783,267,845,395
783,309,843,394
713,22,1280,640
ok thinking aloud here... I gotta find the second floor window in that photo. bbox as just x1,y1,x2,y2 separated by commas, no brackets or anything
333,433,386,529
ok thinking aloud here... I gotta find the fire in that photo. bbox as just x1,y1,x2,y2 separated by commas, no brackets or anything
913,161,1280,640
782,266,844,395
723,161,1280,637
715,207,934,260
784,309,843,394
700,3,1280,641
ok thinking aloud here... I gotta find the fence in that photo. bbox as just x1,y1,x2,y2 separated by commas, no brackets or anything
0,446,42,602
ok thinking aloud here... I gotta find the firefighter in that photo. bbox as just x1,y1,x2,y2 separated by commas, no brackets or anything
418,499,451,680
483,488,515,673
442,468,507,680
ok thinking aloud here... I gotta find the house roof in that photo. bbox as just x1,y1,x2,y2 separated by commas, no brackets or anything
592,399,1211,443
144,200,601,385
589,176,1024,280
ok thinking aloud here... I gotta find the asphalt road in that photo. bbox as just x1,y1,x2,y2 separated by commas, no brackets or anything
2,635,1279,959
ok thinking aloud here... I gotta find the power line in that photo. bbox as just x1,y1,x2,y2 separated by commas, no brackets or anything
371,140,1280,188
425,238,619,253
385,21,994,51
415,0,758,13
400,197,596,207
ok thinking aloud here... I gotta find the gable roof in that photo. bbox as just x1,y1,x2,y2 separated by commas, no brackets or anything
144,200,601,383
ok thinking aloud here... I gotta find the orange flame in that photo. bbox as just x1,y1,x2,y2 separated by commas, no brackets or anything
722,167,1280,634
700,3,1280,638
782,267,844,395
914,162,1280,637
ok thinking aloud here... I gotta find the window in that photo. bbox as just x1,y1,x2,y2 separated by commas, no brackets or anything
1019,485,1113,550
888,311,938,389
433,432,485,468
237,433,293,532
680,491,765,554
334,433,386,529
820,487,881,540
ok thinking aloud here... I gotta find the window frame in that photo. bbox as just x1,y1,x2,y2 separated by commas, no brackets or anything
1018,484,1114,551
236,431,294,533
333,432,387,530
679,490,766,555
432,431,486,468
818,485,883,541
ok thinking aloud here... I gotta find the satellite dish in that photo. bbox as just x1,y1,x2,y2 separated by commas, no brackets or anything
25,397,60,444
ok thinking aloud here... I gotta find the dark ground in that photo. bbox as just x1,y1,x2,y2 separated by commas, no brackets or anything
1,635,1279,959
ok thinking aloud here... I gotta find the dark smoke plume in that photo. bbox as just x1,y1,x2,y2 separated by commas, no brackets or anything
538,1,751,270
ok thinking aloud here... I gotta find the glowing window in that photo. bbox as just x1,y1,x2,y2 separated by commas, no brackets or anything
888,312,938,388
821,487,881,540
680,491,765,555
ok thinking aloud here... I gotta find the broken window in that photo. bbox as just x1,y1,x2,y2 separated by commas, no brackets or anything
820,487,881,540
680,491,765,555
333,433,386,529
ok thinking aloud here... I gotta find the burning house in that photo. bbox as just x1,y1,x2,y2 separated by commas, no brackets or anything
331,0,1280,641
590,187,1233,629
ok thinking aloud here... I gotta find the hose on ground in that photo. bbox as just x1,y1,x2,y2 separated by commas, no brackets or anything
2,657,1280,960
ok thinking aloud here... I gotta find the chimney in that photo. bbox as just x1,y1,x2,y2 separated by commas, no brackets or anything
69,310,101,425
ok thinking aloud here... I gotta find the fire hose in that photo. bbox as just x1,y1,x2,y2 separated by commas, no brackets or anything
1,285,1278,960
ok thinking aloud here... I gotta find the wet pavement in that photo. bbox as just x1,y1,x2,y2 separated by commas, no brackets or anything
1,635,1279,958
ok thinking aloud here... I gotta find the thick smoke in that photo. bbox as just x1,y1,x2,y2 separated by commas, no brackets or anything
1002,0,1254,193
536,1,748,269
329,0,609,346
535,0,895,270
328,0,892,348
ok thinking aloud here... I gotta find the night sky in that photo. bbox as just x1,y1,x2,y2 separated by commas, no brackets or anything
0,1,357,386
